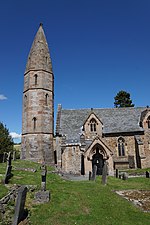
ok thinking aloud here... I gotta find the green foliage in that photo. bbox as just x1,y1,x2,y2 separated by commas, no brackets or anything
0,122,14,154
114,90,135,108
0,185,8,199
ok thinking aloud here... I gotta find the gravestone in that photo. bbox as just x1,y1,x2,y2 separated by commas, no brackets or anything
116,169,119,178
102,161,107,185
41,164,47,191
89,171,92,180
146,171,150,178
34,164,50,203
12,186,28,225
4,152,13,184
91,165,97,181
34,191,50,203
122,172,128,180
119,173,122,179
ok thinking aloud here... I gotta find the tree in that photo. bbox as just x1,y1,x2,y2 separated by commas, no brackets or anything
114,90,135,108
0,122,14,154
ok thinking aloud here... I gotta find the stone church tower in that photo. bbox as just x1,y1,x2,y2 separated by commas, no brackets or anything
21,24,54,164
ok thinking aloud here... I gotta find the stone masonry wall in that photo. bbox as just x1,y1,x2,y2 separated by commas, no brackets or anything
21,134,53,164
62,145,81,174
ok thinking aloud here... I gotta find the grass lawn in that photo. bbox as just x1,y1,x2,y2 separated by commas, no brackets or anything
0,160,150,225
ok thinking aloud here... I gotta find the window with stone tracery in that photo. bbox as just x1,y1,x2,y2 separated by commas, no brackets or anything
90,118,97,132
118,137,125,156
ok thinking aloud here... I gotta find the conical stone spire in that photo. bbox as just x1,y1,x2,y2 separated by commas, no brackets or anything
25,23,53,73
21,24,54,164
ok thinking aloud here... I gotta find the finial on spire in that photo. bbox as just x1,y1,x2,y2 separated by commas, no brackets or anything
39,22,43,27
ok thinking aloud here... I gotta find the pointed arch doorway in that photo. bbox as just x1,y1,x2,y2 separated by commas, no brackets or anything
92,147,104,175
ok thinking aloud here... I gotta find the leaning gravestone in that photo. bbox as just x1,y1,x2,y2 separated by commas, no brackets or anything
12,186,28,225
89,171,92,180
91,165,97,181
34,164,50,203
146,171,150,178
102,161,107,185
4,152,13,184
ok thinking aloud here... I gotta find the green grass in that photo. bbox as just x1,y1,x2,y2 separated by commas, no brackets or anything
120,167,150,175
0,160,150,225
0,185,8,198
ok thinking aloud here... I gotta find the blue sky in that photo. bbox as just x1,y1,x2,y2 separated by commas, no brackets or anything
0,0,150,143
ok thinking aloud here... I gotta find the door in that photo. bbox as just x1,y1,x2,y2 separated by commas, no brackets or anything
92,148,104,175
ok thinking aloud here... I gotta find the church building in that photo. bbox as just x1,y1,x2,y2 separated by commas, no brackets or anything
21,24,150,176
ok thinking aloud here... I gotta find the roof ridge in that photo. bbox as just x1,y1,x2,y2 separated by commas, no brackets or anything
61,107,146,111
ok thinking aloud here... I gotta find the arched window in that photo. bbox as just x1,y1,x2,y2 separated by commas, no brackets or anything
118,137,125,156
33,117,37,130
34,74,38,85
147,116,150,129
90,118,97,132
45,93,49,105
46,56,48,64
24,95,27,107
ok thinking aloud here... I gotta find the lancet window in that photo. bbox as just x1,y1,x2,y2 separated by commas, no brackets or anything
34,74,38,85
45,93,49,105
90,118,97,132
118,137,125,156
33,117,37,130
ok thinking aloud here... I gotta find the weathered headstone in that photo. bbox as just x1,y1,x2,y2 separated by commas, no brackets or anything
89,171,92,180
41,164,47,191
34,164,50,203
102,161,107,185
4,152,13,184
146,171,150,178
12,186,28,225
34,191,50,203
122,172,128,180
91,165,97,181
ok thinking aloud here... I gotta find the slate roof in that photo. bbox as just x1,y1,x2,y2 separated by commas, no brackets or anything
57,107,145,142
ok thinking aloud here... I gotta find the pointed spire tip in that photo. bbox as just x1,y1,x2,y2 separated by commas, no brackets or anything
39,22,43,27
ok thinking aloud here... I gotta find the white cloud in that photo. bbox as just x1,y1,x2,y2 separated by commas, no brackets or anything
10,132,21,139
0,94,7,100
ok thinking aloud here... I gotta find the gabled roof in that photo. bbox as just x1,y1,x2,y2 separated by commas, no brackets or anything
57,107,145,142
82,111,103,126
25,24,53,74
